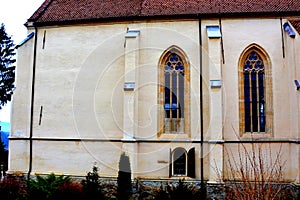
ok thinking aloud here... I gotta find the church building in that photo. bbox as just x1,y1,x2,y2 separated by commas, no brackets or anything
10,0,300,184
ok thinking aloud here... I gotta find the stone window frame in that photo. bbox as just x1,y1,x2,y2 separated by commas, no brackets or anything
238,44,273,137
158,46,190,137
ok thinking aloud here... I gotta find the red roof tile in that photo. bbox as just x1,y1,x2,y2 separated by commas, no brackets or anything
29,0,300,25
289,18,300,34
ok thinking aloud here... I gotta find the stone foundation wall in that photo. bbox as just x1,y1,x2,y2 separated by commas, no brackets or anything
99,178,299,200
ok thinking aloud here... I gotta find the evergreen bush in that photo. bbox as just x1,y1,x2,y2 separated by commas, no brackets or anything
81,165,105,200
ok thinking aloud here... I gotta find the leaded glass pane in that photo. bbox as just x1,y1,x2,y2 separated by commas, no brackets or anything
258,72,265,131
251,71,258,132
244,72,251,132
179,72,184,118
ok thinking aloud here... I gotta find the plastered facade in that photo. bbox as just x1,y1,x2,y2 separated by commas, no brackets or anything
9,17,299,183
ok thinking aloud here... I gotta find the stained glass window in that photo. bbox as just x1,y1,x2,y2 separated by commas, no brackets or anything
243,52,265,132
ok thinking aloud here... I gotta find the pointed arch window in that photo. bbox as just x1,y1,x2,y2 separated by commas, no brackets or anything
164,53,185,132
239,45,272,134
158,47,190,135
243,52,265,132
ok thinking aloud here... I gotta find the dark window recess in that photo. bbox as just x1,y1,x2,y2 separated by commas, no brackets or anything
169,148,172,178
173,148,186,175
169,147,195,177
187,147,195,178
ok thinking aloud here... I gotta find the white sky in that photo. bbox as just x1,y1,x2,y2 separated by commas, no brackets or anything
0,0,45,122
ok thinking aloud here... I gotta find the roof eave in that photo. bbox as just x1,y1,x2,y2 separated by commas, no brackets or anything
28,11,300,27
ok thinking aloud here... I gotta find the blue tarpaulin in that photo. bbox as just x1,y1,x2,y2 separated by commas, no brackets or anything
0,131,9,151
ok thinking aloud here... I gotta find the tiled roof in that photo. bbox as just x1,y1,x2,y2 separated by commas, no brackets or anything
289,18,300,34
29,0,300,25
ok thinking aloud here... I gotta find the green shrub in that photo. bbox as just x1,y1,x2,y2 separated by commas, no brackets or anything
81,165,105,200
117,152,132,200
26,173,71,200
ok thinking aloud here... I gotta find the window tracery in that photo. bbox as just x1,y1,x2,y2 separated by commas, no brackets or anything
239,45,272,135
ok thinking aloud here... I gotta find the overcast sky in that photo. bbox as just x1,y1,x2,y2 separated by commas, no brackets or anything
0,0,45,122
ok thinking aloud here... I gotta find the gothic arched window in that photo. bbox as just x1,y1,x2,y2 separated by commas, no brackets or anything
158,46,190,135
239,45,273,134
164,53,185,132
243,52,265,132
